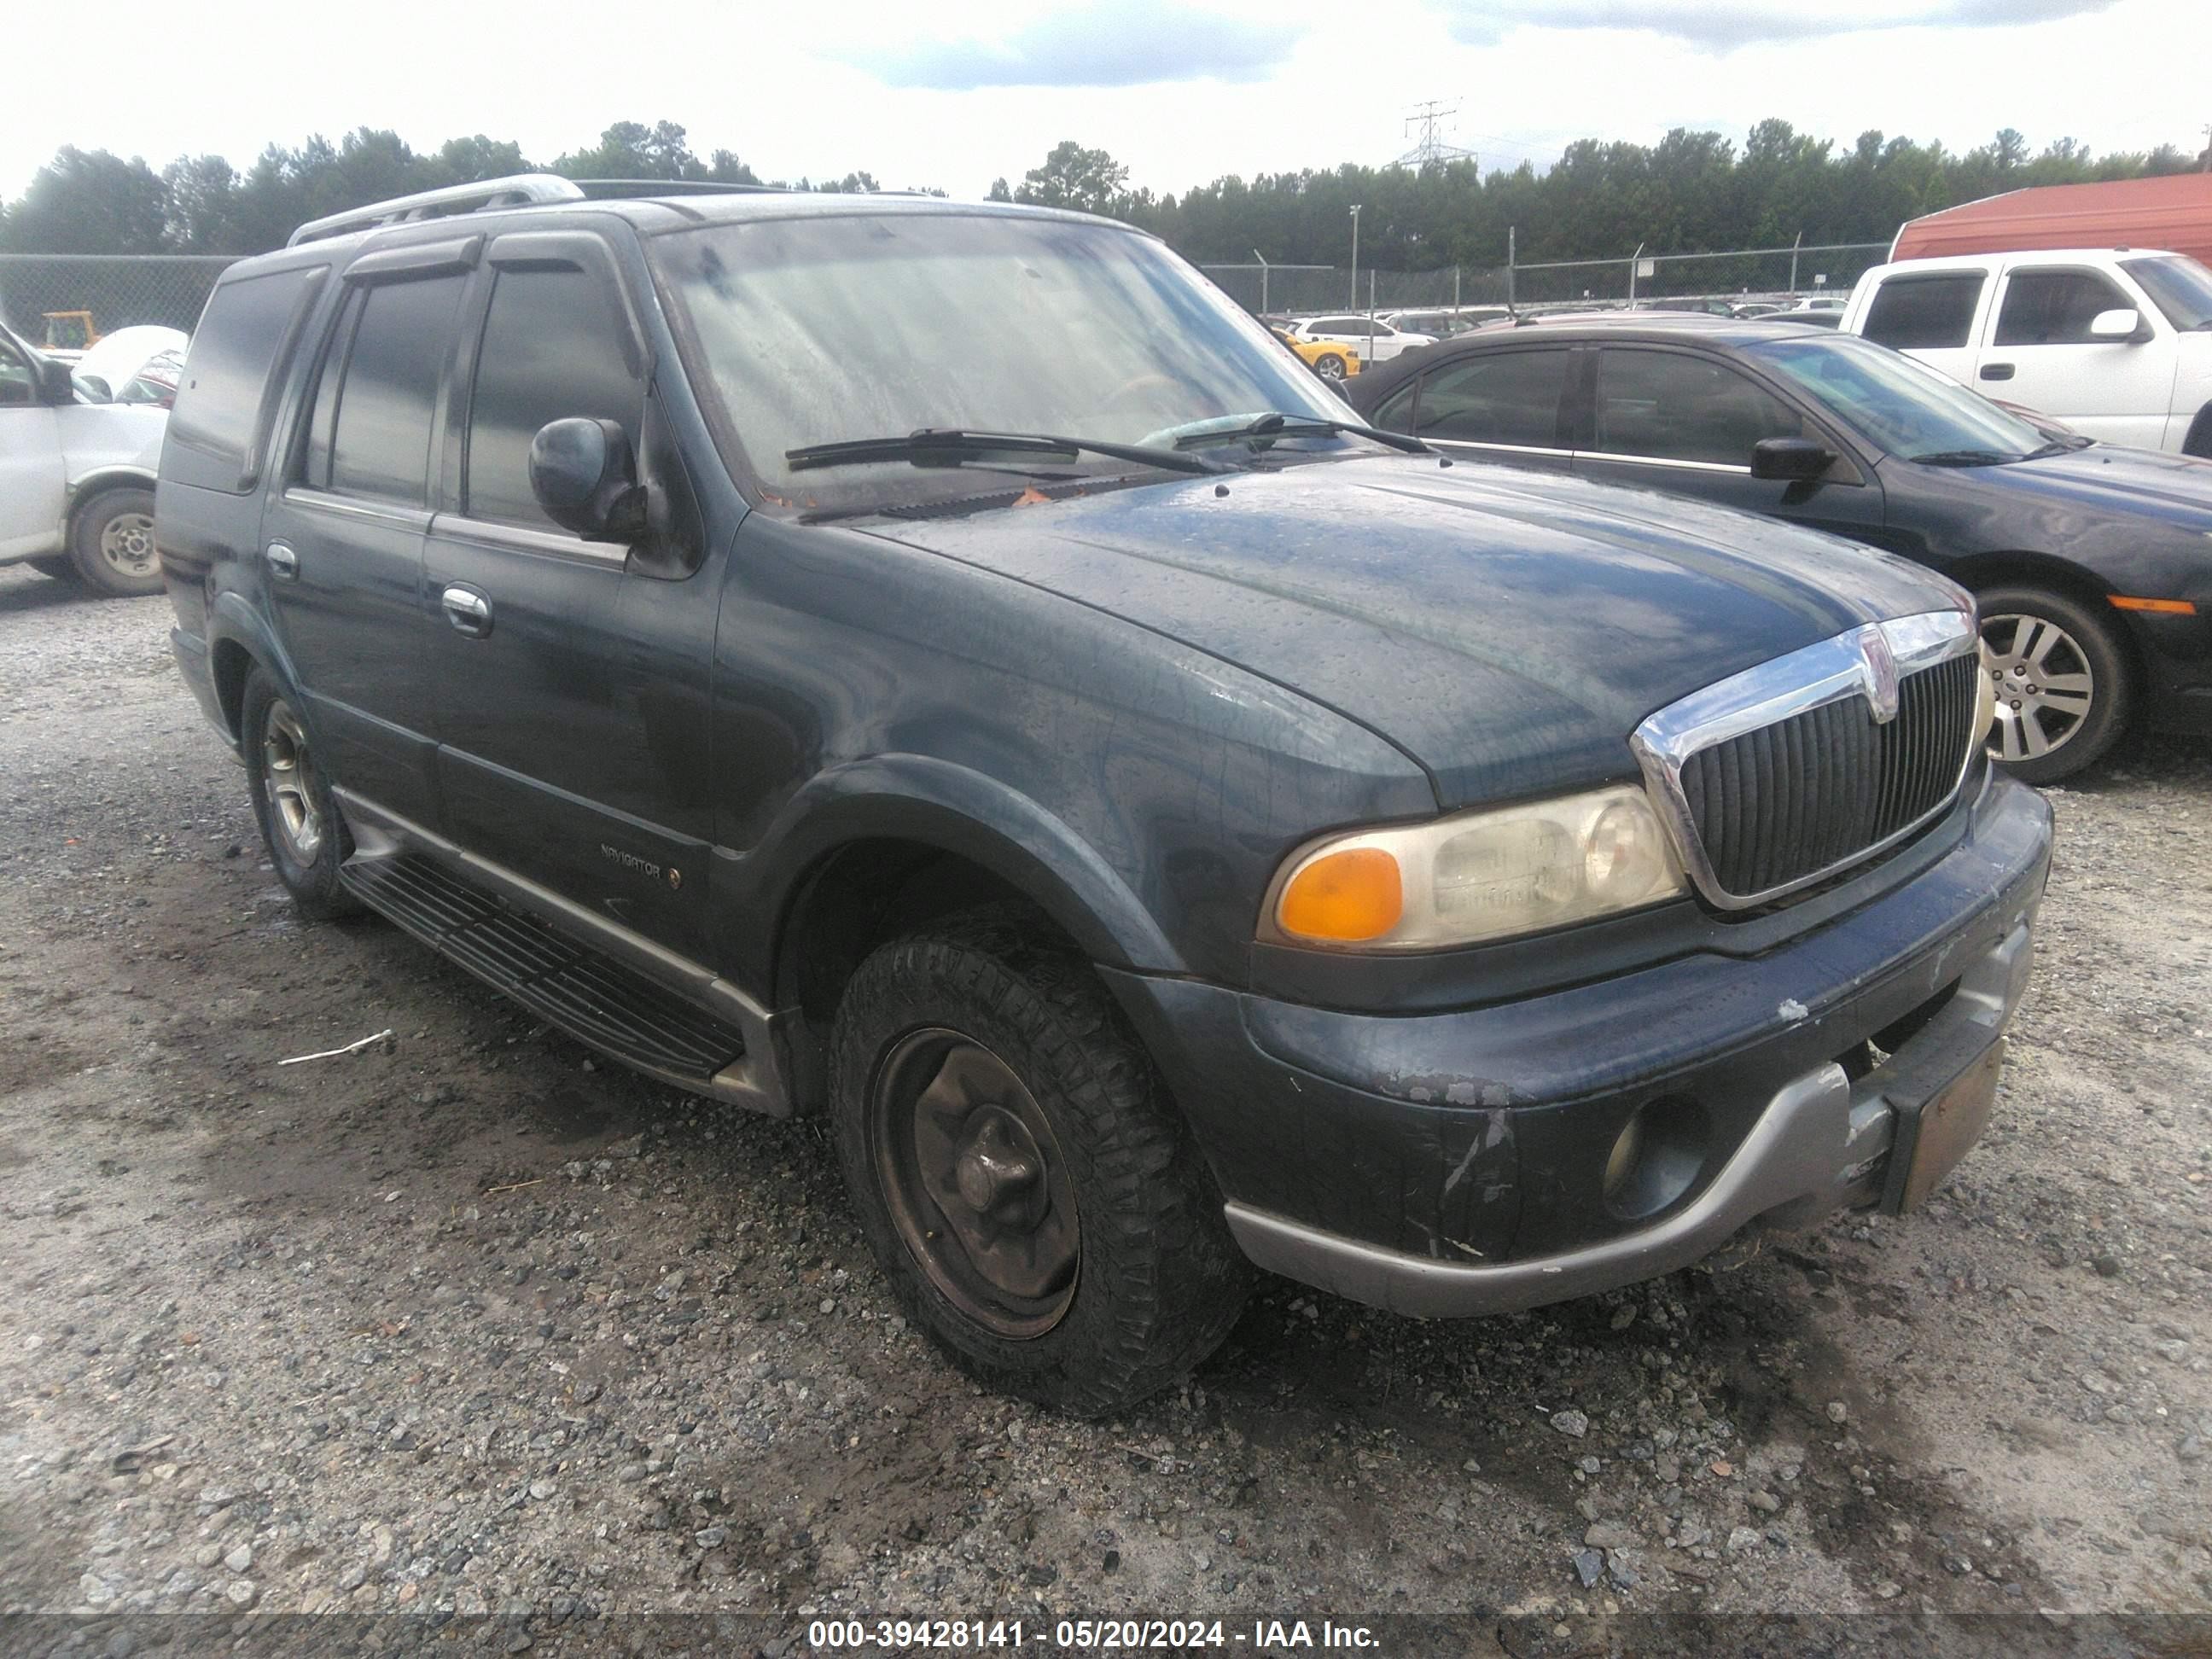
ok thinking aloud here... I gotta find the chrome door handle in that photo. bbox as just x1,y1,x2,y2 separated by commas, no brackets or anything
441,585,492,637
265,542,299,580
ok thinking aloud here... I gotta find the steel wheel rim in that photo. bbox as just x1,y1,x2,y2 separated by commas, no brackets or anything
868,1027,1080,1339
99,511,158,579
261,700,324,862
1980,612,2096,765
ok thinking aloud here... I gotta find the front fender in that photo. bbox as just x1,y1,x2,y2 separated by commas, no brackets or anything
717,754,1184,999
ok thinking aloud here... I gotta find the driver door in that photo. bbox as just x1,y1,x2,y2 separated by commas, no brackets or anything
0,332,66,560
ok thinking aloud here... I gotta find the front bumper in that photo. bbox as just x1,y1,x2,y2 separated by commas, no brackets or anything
1104,771,2052,1318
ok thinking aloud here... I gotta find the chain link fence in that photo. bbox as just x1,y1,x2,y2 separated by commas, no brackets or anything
1505,242,1890,310
0,254,238,347
1200,265,1511,317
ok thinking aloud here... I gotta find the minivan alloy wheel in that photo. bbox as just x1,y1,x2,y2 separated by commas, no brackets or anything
1980,610,2095,764
260,700,325,862
867,1027,1080,1338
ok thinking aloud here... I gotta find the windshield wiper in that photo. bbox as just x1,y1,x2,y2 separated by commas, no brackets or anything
2023,436,2092,458
786,428,1227,476
1909,448,2022,467
1164,412,1428,455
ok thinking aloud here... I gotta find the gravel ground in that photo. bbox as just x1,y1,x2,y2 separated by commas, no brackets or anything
3,562,2210,1652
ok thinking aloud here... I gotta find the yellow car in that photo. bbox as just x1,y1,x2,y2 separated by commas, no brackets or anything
1269,326,1359,384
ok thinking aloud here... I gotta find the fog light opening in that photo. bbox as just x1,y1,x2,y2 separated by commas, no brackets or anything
1604,1095,1708,1220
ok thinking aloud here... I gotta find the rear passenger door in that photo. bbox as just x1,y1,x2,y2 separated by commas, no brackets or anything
259,247,469,830
1368,346,1576,475
1575,346,1885,544
1855,269,1988,389
423,230,716,959
1980,265,2175,447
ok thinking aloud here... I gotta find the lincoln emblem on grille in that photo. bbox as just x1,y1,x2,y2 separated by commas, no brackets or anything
1629,608,1982,911
1859,626,1901,725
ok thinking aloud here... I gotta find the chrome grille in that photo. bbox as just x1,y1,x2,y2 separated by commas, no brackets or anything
1632,611,1982,910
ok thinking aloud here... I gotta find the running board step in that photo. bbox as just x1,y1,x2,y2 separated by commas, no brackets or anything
341,852,748,1087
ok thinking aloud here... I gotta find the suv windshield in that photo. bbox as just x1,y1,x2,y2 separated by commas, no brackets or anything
650,211,1348,509
2122,255,2212,331
1743,331,2049,463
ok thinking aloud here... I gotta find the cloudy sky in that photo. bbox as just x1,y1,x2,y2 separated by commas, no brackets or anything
7,0,2204,203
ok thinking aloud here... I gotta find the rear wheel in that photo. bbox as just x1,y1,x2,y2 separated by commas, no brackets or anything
68,487,162,597
242,668,362,920
1313,352,1348,383
830,911,1249,1415
1976,585,2133,784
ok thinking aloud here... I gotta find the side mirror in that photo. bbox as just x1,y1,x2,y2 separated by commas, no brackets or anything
37,358,74,405
2088,307,2149,343
74,372,111,403
528,417,646,538
1750,436,1837,482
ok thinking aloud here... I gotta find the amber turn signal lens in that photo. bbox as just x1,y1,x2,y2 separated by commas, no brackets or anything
2108,595,2196,616
1278,847,1404,942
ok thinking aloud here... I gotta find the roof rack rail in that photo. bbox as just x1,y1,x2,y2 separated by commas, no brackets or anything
569,178,793,199
288,173,584,247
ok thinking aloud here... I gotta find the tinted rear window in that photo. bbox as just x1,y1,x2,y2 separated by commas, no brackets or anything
167,265,325,491
1861,272,1984,351
329,275,466,505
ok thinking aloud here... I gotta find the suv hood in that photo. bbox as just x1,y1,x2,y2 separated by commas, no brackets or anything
863,456,1955,807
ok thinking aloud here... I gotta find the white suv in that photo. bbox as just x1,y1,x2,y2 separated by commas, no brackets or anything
1840,248,2212,454
1285,314,1436,364
0,320,167,596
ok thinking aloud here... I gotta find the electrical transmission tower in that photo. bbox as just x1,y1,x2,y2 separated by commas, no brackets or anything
1399,100,1476,168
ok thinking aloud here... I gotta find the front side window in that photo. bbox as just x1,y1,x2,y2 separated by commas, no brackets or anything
1861,272,1986,351
1743,332,2046,463
326,274,466,504
2121,255,2212,332
0,335,32,407
1593,349,1802,465
464,265,642,528
650,212,1342,513
1409,350,1572,448
1993,270,2133,346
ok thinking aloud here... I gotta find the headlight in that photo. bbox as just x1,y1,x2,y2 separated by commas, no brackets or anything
1265,785,1690,951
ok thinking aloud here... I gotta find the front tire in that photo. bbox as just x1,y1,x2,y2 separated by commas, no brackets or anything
68,487,162,597
1313,353,1348,383
830,911,1249,1415
1976,585,2133,784
241,669,362,920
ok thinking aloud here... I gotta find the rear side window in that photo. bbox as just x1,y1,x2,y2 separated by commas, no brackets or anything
166,265,326,491
1860,273,1985,351
464,266,643,529
1994,269,2132,346
325,275,466,504
1409,350,1571,448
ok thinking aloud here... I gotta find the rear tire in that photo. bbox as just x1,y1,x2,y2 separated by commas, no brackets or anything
1976,585,2133,784
68,487,162,597
241,668,363,920
830,910,1249,1415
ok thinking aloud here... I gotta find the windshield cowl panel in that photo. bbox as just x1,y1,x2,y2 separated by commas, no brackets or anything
649,212,1348,515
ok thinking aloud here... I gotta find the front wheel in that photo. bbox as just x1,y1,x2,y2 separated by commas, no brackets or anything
241,669,362,920
1313,353,1348,383
830,911,1249,1415
69,487,162,597
1976,585,2133,784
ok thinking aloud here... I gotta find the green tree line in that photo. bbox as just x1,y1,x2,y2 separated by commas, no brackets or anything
3,118,2203,269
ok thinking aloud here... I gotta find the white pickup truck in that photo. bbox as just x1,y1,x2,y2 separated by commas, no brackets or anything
0,318,166,595
1839,247,2212,456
